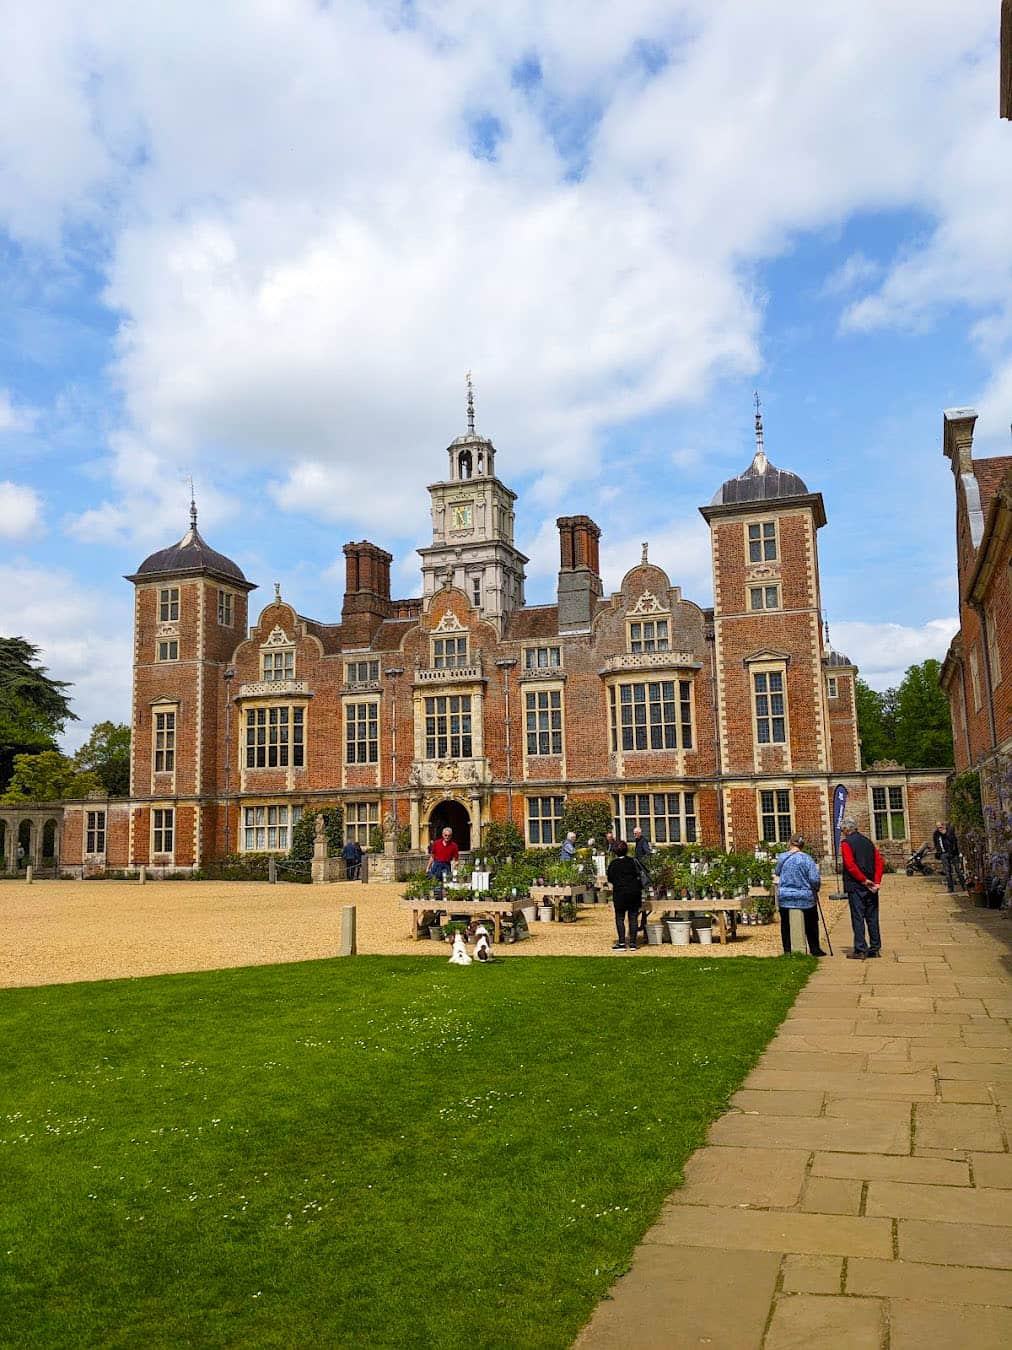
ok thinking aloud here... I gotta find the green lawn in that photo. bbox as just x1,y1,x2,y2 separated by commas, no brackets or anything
1,955,812,1349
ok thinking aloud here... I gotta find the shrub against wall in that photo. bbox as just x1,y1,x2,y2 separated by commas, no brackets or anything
559,795,613,846
288,807,344,862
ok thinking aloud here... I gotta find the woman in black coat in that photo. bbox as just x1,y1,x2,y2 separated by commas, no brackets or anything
606,840,643,951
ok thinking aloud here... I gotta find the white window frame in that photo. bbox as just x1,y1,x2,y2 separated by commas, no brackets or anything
345,700,379,764
262,647,295,682
525,687,563,756
152,807,174,856
524,646,561,670
614,791,697,845
871,784,907,841
526,795,564,845
159,587,179,623
827,675,838,699
85,809,106,855
748,584,781,612
153,708,176,773
969,647,982,712
217,590,234,627
424,693,472,759
245,706,305,769
432,635,469,669
757,788,792,843
156,639,179,662
607,678,694,752
751,666,788,746
746,520,778,563
242,803,300,852
345,659,380,684
628,619,670,653
345,801,379,845
471,575,482,608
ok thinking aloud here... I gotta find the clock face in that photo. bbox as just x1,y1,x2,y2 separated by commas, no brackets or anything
450,503,472,530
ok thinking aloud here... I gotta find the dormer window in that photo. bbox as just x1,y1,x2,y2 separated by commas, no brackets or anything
433,636,468,669
263,649,294,682
629,620,669,653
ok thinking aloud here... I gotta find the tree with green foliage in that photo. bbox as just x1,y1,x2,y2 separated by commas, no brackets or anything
559,795,614,846
893,659,953,768
856,662,952,769
855,677,896,767
2,750,101,803
73,722,131,797
0,638,77,791
288,806,344,861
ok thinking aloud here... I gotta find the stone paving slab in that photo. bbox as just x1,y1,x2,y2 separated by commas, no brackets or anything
573,1244,779,1349
889,1299,1012,1349
575,878,1012,1348
764,1294,884,1349
847,1256,1012,1305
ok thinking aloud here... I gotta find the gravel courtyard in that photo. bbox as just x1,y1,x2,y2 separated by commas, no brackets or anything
0,877,857,988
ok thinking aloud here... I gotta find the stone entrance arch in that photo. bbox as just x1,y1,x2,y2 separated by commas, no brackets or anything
41,818,59,866
427,799,471,852
17,820,32,869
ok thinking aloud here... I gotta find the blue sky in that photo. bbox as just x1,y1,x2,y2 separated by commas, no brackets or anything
0,1,1008,749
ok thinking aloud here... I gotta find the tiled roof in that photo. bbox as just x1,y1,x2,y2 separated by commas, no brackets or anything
973,455,1012,515
503,606,561,640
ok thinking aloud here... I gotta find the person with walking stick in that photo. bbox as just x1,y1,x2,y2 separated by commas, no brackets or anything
774,835,826,956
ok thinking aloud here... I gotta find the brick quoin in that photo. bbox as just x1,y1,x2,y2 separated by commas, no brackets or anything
49,406,951,876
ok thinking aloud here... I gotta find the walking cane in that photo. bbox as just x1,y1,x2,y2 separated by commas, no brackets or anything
816,897,834,956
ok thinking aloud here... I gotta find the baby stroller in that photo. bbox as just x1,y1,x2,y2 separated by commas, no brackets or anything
905,843,934,876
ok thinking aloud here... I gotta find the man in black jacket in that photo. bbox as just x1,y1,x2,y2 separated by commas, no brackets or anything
606,840,643,952
933,822,965,893
841,818,884,960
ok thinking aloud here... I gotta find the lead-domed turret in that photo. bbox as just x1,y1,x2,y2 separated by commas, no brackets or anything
127,502,250,586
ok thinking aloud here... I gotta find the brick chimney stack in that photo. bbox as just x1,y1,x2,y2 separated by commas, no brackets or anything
556,515,603,631
342,540,393,644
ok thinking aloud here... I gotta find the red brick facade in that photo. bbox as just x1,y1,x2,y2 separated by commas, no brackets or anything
939,409,1012,860
21,418,951,877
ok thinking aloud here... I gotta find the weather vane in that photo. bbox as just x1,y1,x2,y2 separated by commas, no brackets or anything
466,371,475,435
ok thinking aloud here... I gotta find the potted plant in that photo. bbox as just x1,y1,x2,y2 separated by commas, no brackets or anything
754,895,775,926
558,898,578,923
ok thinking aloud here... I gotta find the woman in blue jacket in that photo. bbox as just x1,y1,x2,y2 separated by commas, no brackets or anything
774,835,825,956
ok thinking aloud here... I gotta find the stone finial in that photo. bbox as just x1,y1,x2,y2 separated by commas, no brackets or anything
274,581,281,602
466,370,475,434
641,541,648,565
753,390,768,473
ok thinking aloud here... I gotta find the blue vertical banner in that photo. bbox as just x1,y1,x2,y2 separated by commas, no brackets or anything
832,784,848,856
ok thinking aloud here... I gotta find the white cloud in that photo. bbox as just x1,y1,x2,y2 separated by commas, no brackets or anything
0,1,1005,543
0,481,43,539
0,388,38,433
821,252,882,298
833,617,958,691
0,563,133,749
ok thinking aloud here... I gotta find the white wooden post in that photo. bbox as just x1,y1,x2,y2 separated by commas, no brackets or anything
340,904,357,956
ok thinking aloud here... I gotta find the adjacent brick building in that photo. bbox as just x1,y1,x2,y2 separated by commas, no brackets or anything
15,403,950,877
939,408,1012,870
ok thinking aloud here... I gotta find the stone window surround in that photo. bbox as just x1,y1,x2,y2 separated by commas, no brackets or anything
606,676,695,753
749,583,782,612
244,704,306,770
870,782,907,842
344,695,380,765
151,805,175,858
241,802,301,853
156,638,179,662
217,589,234,627
85,808,106,856
151,702,178,789
613,789,698,846
523,645,562,671
827,675,839,700
345,800,380,845
158,586,179,623
748,658,790,748
745,518,779,564
526,793,564,846
756,785,793,844
524,684,564,757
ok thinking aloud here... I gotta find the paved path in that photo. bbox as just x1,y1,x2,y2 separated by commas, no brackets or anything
576,879,1012,1349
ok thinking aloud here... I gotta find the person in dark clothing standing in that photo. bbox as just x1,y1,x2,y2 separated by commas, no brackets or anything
606,840,643,951
841,818,884,959
341,838,363,881
933,821,965,893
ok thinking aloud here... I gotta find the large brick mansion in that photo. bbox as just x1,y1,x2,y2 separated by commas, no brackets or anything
37,401,946,875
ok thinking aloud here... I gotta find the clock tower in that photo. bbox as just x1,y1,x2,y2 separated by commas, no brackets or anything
418,381,528,631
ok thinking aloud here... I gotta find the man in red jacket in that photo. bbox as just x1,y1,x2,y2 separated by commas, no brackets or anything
428,826,460,882
841,817,884,960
